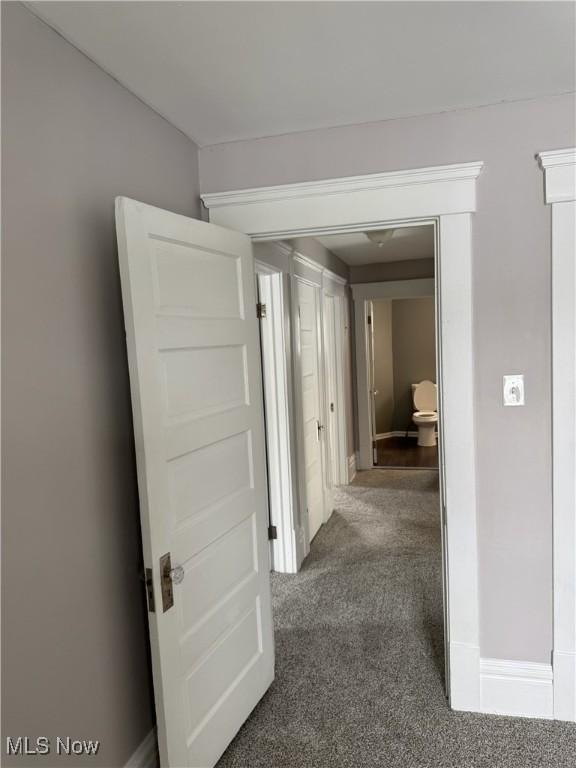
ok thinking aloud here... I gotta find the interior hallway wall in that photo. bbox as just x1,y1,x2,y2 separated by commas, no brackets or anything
289,236,349,281
2,4,200,765
199,91,576,663
350,257,434,284
391,298,436,430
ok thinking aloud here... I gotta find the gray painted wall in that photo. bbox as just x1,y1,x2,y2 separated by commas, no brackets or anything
199,92,576,662
289,236,349,280
350,258,434,284
371,301,394,435
2,4,200,765
391,298,436,431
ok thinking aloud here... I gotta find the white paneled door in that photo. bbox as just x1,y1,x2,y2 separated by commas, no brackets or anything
323,293,339,511
116,198,274,768
296,279,326,541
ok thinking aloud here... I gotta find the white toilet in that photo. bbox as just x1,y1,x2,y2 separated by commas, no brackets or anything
411,380,438,447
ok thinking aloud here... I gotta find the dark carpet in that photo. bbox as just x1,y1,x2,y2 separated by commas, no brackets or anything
217,470,576,767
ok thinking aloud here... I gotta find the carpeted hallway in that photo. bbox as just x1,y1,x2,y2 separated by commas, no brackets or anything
217,470,576,768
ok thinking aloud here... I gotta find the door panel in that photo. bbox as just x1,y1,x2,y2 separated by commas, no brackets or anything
296,279,325,541
323,294,340,501
116,198,274,768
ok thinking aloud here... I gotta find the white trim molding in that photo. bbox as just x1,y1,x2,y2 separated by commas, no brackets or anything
125,729,158,768
375,432,396,441
480,659,554,720
202,161,483,714
376,430,438,440
255,262,300,573
539,147,576,722
202,162,483,240
539,148,576,204
202,162,484,209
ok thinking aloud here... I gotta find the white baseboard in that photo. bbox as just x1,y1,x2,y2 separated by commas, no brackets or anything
375,430,438,439
347,454,357,482
125,729,158,768
480,658,553,719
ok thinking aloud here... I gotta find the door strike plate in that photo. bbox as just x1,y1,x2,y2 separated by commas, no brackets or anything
160,552,174,613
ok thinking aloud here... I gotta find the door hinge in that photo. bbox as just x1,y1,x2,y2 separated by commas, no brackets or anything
256,302,267,319
268,525,278,540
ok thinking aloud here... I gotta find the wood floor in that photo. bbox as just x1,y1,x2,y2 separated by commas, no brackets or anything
375,436,438,469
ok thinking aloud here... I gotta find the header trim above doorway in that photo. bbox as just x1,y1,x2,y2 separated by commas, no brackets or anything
539,147,576,204
202,161,484,208
201,161,484,239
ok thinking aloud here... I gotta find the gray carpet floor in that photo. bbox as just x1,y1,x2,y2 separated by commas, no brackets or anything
217,470,576,767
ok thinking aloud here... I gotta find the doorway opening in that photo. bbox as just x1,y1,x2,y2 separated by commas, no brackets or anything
216,223,447,766
369,292,439,469
252,221,446,626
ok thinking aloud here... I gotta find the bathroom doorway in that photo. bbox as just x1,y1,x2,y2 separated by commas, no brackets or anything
368,291,439,470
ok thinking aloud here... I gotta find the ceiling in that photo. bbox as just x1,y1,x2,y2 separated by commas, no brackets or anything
317,226,434,266
28,2,575,147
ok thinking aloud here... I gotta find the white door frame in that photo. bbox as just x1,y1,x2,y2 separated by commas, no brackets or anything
539,147,576,722
202,160,483,712
255,260,300,574
352,277,436,469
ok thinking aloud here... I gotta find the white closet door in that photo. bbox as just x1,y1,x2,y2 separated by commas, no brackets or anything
116,198,274,768
296,279,325,541
323,293,339,509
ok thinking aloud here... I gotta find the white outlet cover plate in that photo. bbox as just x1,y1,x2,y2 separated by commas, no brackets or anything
503,374,525,406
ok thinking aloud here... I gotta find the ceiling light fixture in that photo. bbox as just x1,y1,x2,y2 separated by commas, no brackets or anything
365,229,396,247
